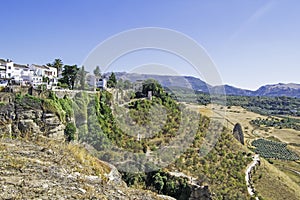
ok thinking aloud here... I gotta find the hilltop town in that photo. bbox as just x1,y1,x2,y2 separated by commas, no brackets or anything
0,58,107,91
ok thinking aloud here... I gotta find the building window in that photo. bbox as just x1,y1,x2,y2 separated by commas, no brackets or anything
8,66,11,70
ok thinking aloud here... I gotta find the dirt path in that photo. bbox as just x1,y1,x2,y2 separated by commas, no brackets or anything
245,154,260,200
168,171,199,187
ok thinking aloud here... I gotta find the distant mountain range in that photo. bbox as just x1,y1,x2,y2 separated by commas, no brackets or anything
112,72,300,98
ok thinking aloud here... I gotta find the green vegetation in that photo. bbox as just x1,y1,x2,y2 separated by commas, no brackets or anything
66,80,252,199
77,66,88,90
172,131,252,199
47,58,63,72
115,79,133,90
93,66,101,77
122,170,191,199
8,81,282,199
252,139,299,161
4,80,299,200
107,72,117,88
59,64,79,89
251,117,300,131
65,122,76,141
251,159,300,200
42,92,73,123
169,88,300,116
225,95,300,117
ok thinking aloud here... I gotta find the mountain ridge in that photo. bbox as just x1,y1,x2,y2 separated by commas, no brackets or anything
111,72,300,98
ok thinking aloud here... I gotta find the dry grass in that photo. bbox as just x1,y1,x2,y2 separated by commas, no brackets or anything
185,103,300,199
272,129,300,144
66,143,111,178
185,103,267,139
35,136,111,179
188,104,300,148
270,159,300,186
253,159,300,200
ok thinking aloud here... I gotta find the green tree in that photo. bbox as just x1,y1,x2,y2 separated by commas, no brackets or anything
107,72,117,88
93,66,101,77
77,66,87,90
53,59,63,72
142,79,163,97
47,59,63,73
153,172,165,194
59,65,79,90
124,80,132,89
65,122,76,141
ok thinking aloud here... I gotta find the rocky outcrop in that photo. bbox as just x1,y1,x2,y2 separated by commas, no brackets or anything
0,138,163,199
233,123,244,145
189,185,212,200
0,95,65,140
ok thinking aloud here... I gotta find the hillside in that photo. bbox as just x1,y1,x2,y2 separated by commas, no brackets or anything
113,72,210,92
254,83,300,98
1,80,299,200
0,137,164,200
190,103,300,199
0,89,253,199
72,81,254,199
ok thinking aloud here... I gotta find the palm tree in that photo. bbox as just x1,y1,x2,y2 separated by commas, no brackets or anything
52,59,63,73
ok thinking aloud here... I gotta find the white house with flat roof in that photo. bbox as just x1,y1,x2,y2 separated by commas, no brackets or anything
30,64,57,78
5,62,28,83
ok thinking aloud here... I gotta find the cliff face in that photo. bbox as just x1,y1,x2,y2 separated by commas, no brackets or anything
0,94,65,140
0,93,166,199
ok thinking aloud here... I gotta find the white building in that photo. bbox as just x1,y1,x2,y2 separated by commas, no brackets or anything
20,68,33,85
0,59,6,78
29,64,58,86
6,63,28,84
30,64,57,78
97,78,107,90
45,66,57,79
30,64,48,77
86,73,107,90
30,76,43,87
0,59,58,88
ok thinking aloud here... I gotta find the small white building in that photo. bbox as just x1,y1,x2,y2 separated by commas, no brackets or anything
45,66,57,79
97,78,107,90
4,61,15,79
0,59,6,78
86,73,107,90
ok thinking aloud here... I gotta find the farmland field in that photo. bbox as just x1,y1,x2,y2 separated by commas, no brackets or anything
251,138,299,160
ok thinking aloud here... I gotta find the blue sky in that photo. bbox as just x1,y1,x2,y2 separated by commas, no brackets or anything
0,0,299,90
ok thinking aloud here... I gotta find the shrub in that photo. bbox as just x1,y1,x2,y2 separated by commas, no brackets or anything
65,122,76,141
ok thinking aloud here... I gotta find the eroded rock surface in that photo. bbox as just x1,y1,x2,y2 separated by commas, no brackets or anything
0,138,163,200
0,95,65,140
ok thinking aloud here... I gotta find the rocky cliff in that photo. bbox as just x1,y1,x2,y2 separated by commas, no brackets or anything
0,137,165,199
0,94,65,140
0,93,171,199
